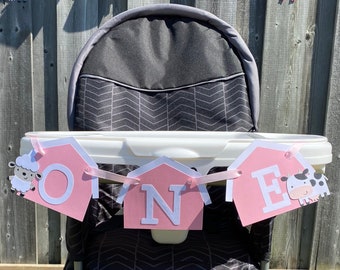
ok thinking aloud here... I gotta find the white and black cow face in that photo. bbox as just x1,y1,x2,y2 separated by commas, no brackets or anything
281,169,313,200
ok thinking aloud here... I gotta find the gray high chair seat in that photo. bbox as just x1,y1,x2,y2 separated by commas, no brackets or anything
65,4,273,270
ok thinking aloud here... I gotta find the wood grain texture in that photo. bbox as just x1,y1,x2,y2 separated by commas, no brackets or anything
56,0,99,131
0,0,36,264
0,0,339,268
259,1,319,269
0,264,63,270
31,0,60,264
310,0,340,268
128,0,170,9
259,0,317,134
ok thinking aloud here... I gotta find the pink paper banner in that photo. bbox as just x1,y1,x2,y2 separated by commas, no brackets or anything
9,137,98,221
227,141,330,226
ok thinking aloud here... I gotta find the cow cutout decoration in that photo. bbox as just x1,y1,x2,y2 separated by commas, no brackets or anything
281,168,330,206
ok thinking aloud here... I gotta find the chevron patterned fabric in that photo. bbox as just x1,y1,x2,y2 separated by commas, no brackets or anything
74,76,253,133
83,228,258,270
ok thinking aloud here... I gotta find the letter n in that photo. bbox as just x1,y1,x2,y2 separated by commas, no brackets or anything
141,184,186,226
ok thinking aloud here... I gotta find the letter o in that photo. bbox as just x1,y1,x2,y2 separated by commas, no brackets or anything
39,164,74,205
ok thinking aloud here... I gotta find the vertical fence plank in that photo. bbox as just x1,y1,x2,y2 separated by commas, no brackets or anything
98,0,127,26
32,0,59,132
0,0,36,263
31,0,60,264
56,0,99,131
59,215,67,264
259,0,317,134
170,0,195,7
56,0,101,263
128,0,170,9
259,1,318,269
299,0,339,268
308,0,338,136
247,1,266,76
310,1,340,268
196,0,237,24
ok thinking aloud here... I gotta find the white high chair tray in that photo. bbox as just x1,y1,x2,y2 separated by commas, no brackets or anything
20,131,332,174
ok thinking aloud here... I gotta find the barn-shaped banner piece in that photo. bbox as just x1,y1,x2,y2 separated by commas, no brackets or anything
9,137,99,221
226,140,330,226
119,156,211,230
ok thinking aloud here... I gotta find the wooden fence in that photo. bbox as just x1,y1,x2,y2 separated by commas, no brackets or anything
0,0,339,269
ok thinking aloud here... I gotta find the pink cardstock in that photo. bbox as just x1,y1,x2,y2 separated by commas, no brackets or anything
123,157,207,230
22,138,98,221
227,140,330,226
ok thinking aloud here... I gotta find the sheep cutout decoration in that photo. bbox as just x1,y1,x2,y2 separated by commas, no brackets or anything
8,150,42,197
